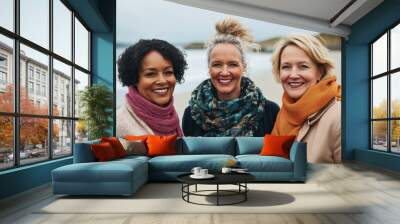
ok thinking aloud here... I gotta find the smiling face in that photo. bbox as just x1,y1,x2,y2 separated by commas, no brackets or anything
209,43,245,100
279,45,322,101
136,51,176,107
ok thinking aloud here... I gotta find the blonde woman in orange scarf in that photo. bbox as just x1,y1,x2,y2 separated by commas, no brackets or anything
271,35,341,163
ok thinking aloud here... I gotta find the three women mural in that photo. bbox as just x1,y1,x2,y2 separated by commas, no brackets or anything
116,18,341,163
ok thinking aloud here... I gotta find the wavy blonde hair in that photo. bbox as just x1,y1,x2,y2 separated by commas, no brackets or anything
207,18,258,69
271,34,335,82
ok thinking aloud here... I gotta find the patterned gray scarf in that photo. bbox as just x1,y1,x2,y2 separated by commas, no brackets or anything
189,77,266,136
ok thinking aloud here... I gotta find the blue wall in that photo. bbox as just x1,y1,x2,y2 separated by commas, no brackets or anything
0,0,116,200
344,0,400,170
92,32,115,135
0,158,72,199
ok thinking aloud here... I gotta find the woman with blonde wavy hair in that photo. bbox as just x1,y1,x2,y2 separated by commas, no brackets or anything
271,34,341,163
182,18,279,137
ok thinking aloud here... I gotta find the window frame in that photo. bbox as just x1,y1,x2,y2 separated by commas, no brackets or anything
370,20,400,154
0,0,92,171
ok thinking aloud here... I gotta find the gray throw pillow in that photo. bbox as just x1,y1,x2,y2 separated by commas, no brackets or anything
119,138,147,156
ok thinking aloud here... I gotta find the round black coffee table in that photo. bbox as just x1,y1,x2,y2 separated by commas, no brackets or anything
177,173,255,206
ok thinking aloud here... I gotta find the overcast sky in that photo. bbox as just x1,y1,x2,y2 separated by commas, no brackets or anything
117,0,317,48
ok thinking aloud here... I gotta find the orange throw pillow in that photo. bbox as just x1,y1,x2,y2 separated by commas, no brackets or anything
146,135,177,157
101,137,127,158
124,135,150,149
91,142,117,161
124,135,149,141
259,135,296,159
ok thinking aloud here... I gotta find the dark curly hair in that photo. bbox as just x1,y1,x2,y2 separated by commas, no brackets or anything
118,39,187,87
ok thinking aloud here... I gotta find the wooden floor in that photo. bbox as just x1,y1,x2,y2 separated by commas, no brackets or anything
1,162,400,224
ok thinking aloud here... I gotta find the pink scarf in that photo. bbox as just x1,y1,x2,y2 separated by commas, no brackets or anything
126,86,183,136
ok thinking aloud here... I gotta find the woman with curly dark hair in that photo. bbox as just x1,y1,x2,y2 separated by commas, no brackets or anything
117,39,187,136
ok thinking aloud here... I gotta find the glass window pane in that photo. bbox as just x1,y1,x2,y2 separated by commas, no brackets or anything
372,121,388,151
0,116,14,170
372,77,387,119
75,18,89,70
20,117,49,165
75,120,88,143
74,69,89,118
53,0,72,60
0,35,14,112
372,33,387,76
53,119,72,158
391,72,400,118
53,59,72,117
391,120,400,153
20,0,49,49
391,24,400,70
0,0,14,31
20,44,49,115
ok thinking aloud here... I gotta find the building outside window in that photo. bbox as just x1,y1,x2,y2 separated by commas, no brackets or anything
371,23,400,154
0,54,7,90
42,85,46,97
35,83,40,95
0,54,6,67
0,0,91,170
0,71,6,84
35,70,40,81
28,81,34,94
28,66,34,80
54,89,58,104
0,71,7,91
41,73,46,83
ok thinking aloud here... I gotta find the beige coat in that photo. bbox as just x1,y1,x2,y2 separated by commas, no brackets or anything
297,99,341,163
116,98,154,137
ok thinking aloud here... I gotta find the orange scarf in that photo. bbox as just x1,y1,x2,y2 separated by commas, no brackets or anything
271,76,341,137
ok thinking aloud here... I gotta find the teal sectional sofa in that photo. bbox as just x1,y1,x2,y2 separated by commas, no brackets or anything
52,137,307,196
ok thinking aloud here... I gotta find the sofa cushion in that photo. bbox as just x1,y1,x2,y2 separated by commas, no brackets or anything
148,154,235,172
53,163,132,183
236,155,293,172
119,139,147,156
177,137,235,155
124,135,149,141
73,140,100,163
146,135,177,157
52,158,147,183
101,137,127,158
91,142,118,161
235,137,263,155
260,135,296,159
115,155,150,163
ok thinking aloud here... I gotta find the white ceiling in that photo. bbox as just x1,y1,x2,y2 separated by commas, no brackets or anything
165,0,384,37
227,0,352,22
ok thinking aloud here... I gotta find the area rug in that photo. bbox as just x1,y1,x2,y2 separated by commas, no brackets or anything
37,183,362,214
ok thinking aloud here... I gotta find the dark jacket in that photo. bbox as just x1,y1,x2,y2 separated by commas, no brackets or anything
182,100,280,137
